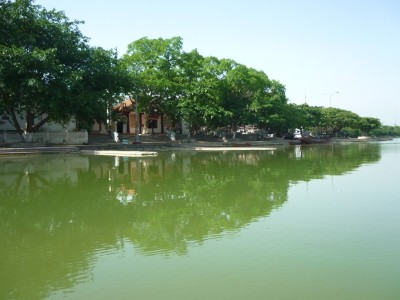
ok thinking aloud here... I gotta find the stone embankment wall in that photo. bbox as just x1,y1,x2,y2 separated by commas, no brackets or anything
0,131,88,145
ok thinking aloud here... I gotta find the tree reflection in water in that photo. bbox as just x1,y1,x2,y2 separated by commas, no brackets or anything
0,143,381,299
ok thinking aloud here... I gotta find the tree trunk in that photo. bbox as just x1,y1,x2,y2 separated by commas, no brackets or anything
9,111,24,135
26,110,35,132
9,110,50,142
187,123,191,139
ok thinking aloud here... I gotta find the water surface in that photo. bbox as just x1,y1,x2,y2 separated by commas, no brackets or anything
1,141,399,299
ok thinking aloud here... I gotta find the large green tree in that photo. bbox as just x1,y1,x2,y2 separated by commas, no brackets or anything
321,107,361,135
177,53,228,132
358,117,381,136
250,79,288,134
223,60,263,130
122,37,183,125
0,0,129,137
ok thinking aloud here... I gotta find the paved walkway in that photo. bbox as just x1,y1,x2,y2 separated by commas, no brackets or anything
0,133,289,155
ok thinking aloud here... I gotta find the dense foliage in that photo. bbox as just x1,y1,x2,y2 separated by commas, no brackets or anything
122,37,289,135
1,0,396,138
121,37,391,137
0,0,130,135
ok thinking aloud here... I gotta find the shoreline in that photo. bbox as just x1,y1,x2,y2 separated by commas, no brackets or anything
0,136,396,156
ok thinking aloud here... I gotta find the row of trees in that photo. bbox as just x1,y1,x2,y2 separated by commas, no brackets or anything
285,104,383,137
121,37,387,137
121,36,288,135
1,0,397,138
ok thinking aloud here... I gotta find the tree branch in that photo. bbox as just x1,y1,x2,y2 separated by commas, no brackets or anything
32,115,50,132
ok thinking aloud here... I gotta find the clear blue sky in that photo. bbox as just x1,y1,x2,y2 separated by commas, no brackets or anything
36,0,400,125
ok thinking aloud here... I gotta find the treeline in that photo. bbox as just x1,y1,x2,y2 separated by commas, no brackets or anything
121,37,394,137
1,0,398,137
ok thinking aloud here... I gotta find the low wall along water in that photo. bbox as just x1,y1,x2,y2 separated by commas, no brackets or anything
0,131,88,145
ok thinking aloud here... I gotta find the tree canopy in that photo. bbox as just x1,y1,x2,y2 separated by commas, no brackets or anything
122,37,291,134
0,0,130,135
1,1,389,138
121,36,388,137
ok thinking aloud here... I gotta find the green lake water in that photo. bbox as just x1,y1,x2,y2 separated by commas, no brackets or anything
1,140,399,300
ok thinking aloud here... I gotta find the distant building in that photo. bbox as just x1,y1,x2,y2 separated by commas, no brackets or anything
99,98,189,136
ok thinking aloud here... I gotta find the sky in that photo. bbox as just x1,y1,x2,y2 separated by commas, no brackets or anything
35,0,400,125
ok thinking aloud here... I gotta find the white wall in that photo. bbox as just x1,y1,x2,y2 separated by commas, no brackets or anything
0,115,77,132
0,131,88,144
